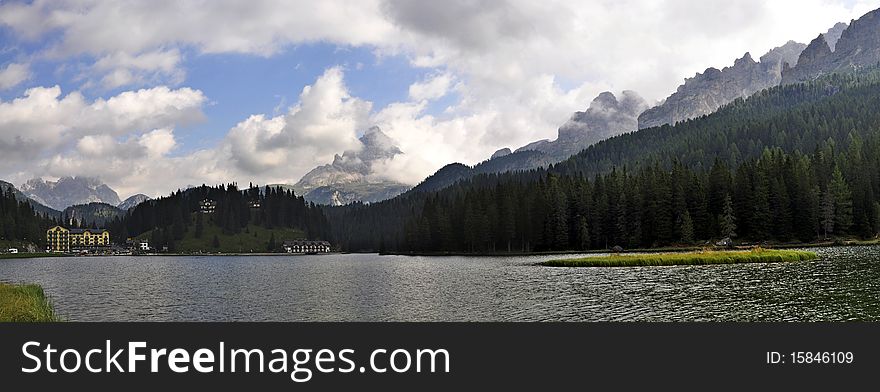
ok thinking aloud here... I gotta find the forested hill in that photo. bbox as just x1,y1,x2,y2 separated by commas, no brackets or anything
107,184,331,250
328,69,880,252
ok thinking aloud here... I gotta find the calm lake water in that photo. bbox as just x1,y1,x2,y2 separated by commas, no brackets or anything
1,246,879,321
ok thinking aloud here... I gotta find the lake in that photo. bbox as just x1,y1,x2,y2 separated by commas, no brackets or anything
1,246,878,321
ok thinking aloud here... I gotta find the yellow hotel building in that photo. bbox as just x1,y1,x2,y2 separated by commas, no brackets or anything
47,226,111,253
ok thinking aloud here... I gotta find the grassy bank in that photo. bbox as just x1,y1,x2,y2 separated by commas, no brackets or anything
541,249,817,267
0,283,59,322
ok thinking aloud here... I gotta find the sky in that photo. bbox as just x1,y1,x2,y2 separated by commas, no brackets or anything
0,0,878,199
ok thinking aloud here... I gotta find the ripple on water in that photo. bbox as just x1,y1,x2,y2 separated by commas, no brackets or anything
0,247,878,321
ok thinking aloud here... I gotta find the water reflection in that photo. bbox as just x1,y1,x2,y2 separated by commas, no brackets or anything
0,247,878,321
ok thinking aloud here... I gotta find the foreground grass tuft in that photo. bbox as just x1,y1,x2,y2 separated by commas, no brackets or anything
541,249,817,268
0,283,60,322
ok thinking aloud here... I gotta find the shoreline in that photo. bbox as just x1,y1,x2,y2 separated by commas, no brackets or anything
3,239,877,260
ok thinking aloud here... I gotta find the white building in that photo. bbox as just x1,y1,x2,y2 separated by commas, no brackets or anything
282,240,331,254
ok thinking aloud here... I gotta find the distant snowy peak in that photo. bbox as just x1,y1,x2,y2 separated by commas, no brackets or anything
21,176,121,211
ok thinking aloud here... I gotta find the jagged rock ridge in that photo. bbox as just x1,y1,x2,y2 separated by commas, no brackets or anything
783,9,880,84
639,40,807,129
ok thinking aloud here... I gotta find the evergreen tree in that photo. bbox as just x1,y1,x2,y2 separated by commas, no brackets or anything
678,210,694,244
830,167,853,234
719,195,737,240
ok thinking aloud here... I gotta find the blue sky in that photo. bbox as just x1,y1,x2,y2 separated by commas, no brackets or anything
0,0,876,198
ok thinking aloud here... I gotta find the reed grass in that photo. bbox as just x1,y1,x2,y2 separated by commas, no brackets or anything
0,283,60,322
541,249,817,267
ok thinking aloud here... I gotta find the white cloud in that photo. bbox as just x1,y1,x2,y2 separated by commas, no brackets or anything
0,85,206,195
93,49,184,89
408,72,454,101
0,62,31,90
224,67,371,181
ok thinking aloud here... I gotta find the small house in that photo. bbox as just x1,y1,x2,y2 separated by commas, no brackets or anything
199,199,217,214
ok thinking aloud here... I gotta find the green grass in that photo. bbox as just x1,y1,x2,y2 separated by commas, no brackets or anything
541,249,817,267
137,215,306,253
0,283,60,322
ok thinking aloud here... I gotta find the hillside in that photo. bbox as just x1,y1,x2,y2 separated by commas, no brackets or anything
0,180,61,218
63,202,124,226
135,215,305,253
109,183,331,250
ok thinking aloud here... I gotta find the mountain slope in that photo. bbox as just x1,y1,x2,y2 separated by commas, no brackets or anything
0,180,61,218
62,202,124,226
21,176,121,211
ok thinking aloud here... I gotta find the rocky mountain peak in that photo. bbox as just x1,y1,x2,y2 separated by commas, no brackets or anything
760,40,807,67
515,90,648,162
490,148,512,159
823,22,849,51
796,34,833,67
291,126,410,205
833,8,880,58
733,52,756,67
782,8,880,85
20,176,121,211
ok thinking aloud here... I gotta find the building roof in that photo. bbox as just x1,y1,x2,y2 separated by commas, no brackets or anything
68,228,108,234
282,240,331,246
